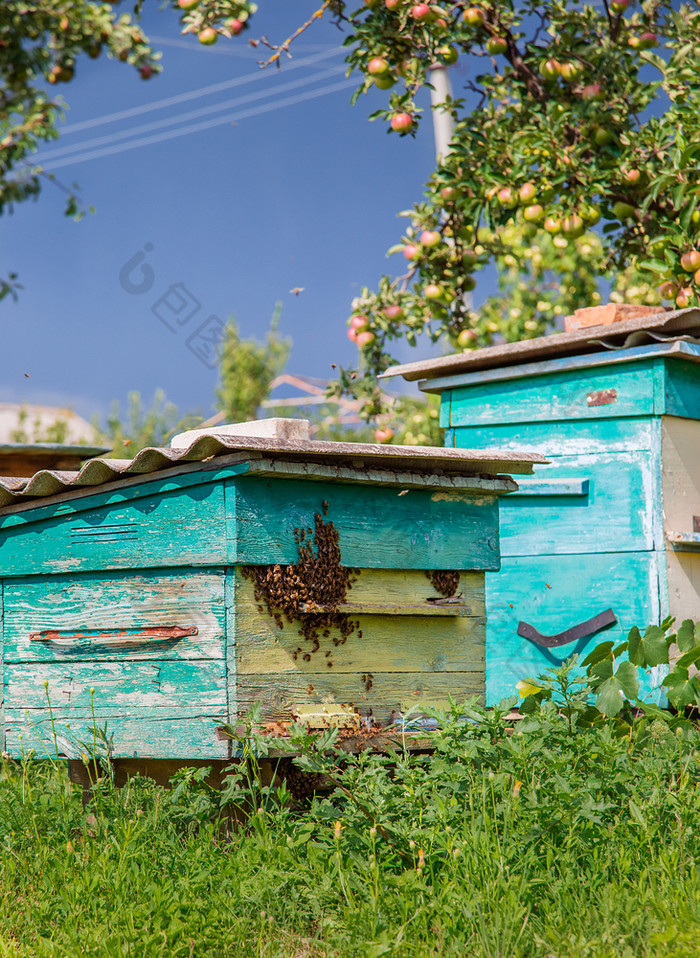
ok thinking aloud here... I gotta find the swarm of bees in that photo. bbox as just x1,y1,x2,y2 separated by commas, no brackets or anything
241,507,361,670
425,569,461,598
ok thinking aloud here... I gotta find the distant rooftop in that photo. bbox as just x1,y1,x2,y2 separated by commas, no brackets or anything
0,403,102,446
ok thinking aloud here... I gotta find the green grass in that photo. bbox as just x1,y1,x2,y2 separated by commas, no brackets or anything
1,688,700,958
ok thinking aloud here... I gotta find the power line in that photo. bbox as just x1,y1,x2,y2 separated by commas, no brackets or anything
40,78,356,171
36,64,346,163
59,45,346,136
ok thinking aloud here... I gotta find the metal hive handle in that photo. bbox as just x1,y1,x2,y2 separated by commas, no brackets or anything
517,608,616,648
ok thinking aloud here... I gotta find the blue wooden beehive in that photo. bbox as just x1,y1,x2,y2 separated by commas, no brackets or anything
385,308,700,704
0,420,541,760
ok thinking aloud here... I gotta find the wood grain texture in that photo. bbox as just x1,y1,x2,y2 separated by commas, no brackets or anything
448,361,657,428
234,570,485,676
661,416,700,537
5,660,226,711
496,451,654,556
5,714,228,760
447,418,654,457
661,359,700,419
229,477,501,570
0,483,227,577
344,568,486,614
664,550,700,622
485,552,661,706
237,671,484,723
3,570,226,662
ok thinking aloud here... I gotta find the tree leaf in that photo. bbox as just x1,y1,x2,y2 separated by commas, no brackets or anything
595,661,639,717
628,624,669,667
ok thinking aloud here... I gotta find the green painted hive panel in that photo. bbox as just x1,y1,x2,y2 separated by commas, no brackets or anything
0,482,227,577
229,477,502,571
2,569,229,759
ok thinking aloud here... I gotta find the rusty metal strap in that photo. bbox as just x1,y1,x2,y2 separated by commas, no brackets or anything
517,608,616,648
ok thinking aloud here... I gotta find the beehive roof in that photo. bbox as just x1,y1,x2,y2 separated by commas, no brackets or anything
0,430,546,513
382,307,700,383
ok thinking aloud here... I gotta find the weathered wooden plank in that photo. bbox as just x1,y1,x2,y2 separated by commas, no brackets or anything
0,484,227,577
661,416,700,538
485,552,661,706
224,567,237,725
345,568,486,614
230,477,502,571
4,714,228,760
497,451,654,556
416,341,700,394
0,581,3,752
449,418,654,457
3,570,226,662
237,671,484,722
661,359,700,419
448,361,657,428
237,615,484,677
4,660,227,712
664,549,700,622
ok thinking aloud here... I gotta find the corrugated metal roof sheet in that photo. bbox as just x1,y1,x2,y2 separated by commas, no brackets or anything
381,307,700,382
0,432,546,513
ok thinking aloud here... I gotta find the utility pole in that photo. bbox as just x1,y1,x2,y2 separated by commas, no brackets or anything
428,63,454,161
428,63,473,310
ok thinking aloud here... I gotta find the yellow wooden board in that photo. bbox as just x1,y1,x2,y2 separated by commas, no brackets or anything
237,671,484,722
235,569,485,675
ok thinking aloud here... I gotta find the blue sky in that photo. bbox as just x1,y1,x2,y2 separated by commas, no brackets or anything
1,1,451,425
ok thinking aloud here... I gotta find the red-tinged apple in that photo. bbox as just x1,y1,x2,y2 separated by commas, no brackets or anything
374,427,394,443
539,58,561,80
658,281,677,300
463,7,484,27
695,269,700,286
497,186,517,208
628,35,641,49
519,182,536,202
350,314,370,330
356,330,376,347
440,186,458,200
386,0,402,8
486,36,508,55
458,329,478,347
228,18,244,35
624,168,641,185
561,214,584,238
198,27,218,45
680,249,700,272
391,112,413,132
412,3,430,20
403,243,420,260
523,203,544,222
638,32,657,49
560,61,581,81
424,284,444,300
581,82,603,100
543,216,562,234
439,45,458,65
368,57,390,75
139,64,153,79
383,304,404,320
676,287,694,308
347,327,358,342
420,229,441,247
610,0,631,10
178,0,199,9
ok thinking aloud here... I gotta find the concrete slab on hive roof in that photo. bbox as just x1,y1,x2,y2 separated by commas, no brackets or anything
170,417,311,449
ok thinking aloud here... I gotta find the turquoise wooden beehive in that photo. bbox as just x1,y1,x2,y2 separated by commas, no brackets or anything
385,308,700,704
0,421,541,760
